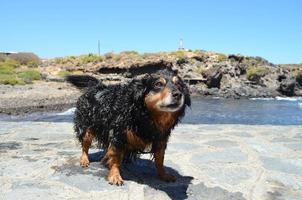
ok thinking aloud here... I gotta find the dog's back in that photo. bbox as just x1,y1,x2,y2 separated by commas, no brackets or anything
66,75,101,89
67,75,141,148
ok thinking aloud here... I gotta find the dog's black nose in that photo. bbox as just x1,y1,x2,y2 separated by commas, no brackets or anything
172,92,182,100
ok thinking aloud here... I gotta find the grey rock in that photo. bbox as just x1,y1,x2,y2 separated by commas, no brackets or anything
192,148,248,164
187,183,246,200
205,140,239,148
1,122,302,199
278,79,296,96
260,156,302,176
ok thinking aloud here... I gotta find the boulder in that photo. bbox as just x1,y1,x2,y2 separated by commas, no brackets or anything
202,67,223,88
296,73,302,86
278,79,296,96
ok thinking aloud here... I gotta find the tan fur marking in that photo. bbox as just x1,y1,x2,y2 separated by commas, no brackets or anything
159,77,166,85
105,145,124,185
144,88,179,134
152,111,179,134
144,87,170,110
126,130,150,151
80,129,94,167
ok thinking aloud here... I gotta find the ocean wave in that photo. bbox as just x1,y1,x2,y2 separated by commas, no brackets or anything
250,97,302,101
275,96,302,101
250,97,275,101
57,107,76,115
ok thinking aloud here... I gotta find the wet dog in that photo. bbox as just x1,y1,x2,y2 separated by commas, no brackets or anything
66,69,190,185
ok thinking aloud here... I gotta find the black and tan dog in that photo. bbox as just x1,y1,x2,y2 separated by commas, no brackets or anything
66,69,190,185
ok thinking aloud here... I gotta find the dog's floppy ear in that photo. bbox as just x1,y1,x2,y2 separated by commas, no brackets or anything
131,74,150,102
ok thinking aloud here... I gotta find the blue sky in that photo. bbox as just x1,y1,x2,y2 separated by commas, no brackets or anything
0,0,301,64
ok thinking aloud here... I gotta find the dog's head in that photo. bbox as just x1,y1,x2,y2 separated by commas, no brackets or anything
132,69,191,113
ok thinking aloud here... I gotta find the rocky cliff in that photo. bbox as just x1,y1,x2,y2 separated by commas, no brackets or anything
41,51,302,98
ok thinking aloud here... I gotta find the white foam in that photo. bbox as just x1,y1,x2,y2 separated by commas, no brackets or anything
251,97,302,101
275,96,302,101
57,107,76,115
250,97,275,101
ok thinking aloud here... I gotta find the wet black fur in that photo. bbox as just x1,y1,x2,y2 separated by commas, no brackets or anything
67,70,190,159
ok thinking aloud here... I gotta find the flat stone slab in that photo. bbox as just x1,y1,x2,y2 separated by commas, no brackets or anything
1,122,302,200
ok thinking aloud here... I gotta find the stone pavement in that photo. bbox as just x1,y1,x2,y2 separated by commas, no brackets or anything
0,121,302,200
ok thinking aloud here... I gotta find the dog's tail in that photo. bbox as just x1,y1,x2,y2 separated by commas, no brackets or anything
66,75,104,89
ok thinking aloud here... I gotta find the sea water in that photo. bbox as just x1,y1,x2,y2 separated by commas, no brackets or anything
1,97,302,125
182,97,302,125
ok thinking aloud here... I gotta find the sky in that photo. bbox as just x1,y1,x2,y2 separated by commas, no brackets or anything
0,0,301,64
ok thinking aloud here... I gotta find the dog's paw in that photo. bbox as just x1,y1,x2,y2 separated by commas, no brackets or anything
80,156,90,167
159,173,176,182
108,174,124,186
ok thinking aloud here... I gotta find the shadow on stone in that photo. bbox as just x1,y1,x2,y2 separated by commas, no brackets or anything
187,183,246,200
123,159,193,200
0,142,22,150
89,150,193,200
53,151,247,199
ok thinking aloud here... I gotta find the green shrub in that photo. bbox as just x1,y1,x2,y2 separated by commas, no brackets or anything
0,74,24,85
1,58,20,68
8,52,41,66
0,64,15,74
57,70,72,77
142,53,155,59
79,54,103,64
54,57,64,64
57,70,83,77
65,56,77,64
217,54,227,62
242,57,261,67
54,56,77,65
121,51,139,55
246,66,269,81
27,61,39,68
171,50,186,59
0,63,41,85
17,70,41,81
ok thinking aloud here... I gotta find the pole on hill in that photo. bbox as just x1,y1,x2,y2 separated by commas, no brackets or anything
179,38,184,51
98,40,100,56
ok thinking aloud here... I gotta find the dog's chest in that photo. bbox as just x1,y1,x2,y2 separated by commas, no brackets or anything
126,130,152,151
151,112,178,134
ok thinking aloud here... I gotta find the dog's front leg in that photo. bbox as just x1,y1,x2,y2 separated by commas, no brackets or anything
80,129,93,167
154,145,176,182
105,145,124,186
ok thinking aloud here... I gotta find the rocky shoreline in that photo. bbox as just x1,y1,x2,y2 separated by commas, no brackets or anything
1,51,301,115
0,79,300,116
0,81,81,115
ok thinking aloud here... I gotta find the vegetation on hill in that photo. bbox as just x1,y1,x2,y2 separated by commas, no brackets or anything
0,53,41,85
246,66,269,82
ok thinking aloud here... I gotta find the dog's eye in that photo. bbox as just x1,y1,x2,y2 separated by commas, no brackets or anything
154,81,164,88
